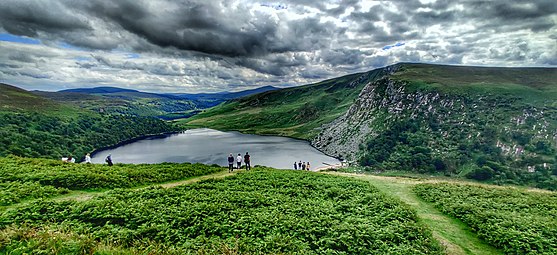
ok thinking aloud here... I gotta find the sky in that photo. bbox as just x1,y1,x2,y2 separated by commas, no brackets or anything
0,0,555,93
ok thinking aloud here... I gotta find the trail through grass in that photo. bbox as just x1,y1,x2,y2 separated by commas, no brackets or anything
1,169,235,212
325,172,503,255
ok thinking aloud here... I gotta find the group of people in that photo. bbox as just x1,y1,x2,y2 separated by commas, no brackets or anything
294,161,311,171
61,153,113,166
228,152,251,172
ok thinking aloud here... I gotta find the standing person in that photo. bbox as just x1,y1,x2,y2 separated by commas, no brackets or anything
307,162,311,171
236,153,243,169
302,162,306,170
244,152,251,171
105,154,113,166
85,153,92,164
294,162,298,170
228,153,235,172
298,161,302,170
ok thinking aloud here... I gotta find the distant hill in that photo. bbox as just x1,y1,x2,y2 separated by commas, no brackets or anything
36,87,196,119
0,84,178,160
43,85,280,117
0,83,62,112
60,87,140,94
169,85,279,108
184,63,557,190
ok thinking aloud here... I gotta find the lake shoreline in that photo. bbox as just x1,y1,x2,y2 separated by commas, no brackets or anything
89,131,184,160
90,128,340,169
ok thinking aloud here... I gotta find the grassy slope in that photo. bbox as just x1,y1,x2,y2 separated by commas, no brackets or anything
328,172,503,255
392,63,557,103
0,83,178,159
181,63,557,140
181,71,379,139
0,83,80,118
1,169,444,254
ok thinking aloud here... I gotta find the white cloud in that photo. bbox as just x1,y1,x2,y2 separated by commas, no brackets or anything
0,0,555,93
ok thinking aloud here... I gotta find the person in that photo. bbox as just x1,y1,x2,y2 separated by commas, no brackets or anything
244,152,251,171
228,153,235,172
294,162,298,170
84,153,92,164
236,153,242,169
306,162,310,171
302,162,306,170
105,154,113,166
65,156,75,163
298,161,302,170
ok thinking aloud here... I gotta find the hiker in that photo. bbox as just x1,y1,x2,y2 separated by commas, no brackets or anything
84,153,92,164
228,153,234,172
294,162,298,170
298,161,302,170
302,162,306,170
244,152,251,171
65,156,75,163
307,162,311,171
236,153,242,169
105,154,113,166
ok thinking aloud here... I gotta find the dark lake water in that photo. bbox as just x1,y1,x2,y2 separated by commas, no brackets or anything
91,128,340,170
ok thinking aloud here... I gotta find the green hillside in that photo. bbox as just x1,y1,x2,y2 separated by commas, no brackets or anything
0,84,178,160
34,90,197,120
183,63,557,190
182,67,393,139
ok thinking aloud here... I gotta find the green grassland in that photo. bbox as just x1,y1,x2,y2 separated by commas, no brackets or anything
1,169,443,254
0,156,223,207
182,69,386,139
414,183,557,254
392,63,557,105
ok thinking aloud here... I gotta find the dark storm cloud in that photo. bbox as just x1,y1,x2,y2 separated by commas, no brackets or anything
0,0,555,93
0,0,90,37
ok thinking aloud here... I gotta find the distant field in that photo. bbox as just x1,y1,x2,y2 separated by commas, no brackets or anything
414,183,557,254
1,169,443,254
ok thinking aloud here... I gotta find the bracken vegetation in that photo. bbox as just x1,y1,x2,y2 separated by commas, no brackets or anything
1,170,443,255
0,156,223,206
414,183,557,255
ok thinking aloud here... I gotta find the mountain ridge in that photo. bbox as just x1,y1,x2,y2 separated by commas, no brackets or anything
185,62,557,189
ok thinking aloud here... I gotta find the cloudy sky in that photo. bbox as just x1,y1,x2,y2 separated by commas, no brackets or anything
0,0,555,93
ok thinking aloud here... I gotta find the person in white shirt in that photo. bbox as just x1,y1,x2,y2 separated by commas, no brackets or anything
236,153,242,169
85,153,92,164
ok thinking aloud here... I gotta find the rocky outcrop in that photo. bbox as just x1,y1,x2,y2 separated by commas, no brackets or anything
312,65,557,165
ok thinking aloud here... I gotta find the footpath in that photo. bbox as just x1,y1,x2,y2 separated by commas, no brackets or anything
1,170,237,210
325,172,503,255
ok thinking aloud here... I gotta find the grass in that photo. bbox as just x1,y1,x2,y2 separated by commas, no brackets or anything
325,171,503,255
1,169,444,254
181,70,382,139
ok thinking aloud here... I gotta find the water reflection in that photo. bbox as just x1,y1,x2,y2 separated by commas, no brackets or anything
91,128,340,169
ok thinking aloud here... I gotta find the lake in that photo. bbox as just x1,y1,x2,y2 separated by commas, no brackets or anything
91,128,340,170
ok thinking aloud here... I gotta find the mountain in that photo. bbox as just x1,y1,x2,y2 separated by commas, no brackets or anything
39,85,280,118
35,87,197,119
184,63,557,189
0,83,177,160
0,83,62,111
169,85,280,108
60,87,141,94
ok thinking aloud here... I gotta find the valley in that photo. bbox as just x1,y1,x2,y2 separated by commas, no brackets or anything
1,63,557,254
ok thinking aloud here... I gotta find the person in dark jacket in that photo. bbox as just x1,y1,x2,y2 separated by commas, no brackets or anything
244,152,251,171
228,153,234,172
105,154,113,166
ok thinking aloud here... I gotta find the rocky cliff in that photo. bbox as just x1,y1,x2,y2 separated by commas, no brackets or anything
313,64,557,188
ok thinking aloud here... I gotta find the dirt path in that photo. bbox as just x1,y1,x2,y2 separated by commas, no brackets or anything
324,172,503,255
